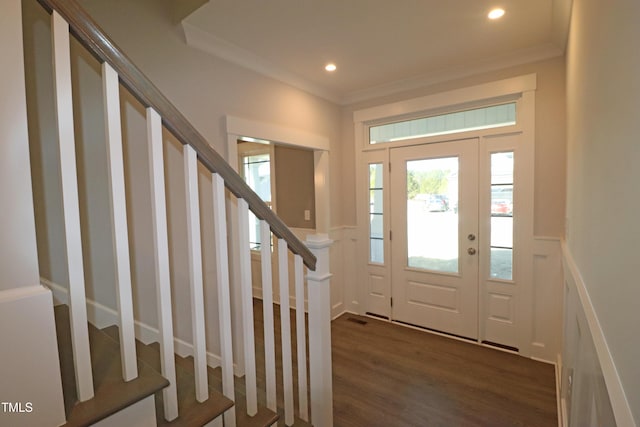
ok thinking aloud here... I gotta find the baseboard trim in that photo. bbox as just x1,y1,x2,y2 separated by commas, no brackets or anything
41,278,229,371
556,353,565,427
561,242,636,427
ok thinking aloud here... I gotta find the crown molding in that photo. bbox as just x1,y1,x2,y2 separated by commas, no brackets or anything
183,14,564,107
181,20,343,104
342,43,563,105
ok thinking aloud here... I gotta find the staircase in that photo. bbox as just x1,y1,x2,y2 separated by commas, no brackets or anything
5,0,334,425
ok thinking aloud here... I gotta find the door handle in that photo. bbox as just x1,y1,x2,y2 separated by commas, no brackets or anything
467,247,477,255
467,233,476,241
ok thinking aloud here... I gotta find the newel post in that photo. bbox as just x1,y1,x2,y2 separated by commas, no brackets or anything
306,234,333,427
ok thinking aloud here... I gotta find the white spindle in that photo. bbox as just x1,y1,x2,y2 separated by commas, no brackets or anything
102,62,138,381
183,145,208,402
260,221,277,411
147,108,178,421
211,174,236,427
306,234,334,427
278,240,295,426
294,254,309,421
237,199,258,415
51,11,94,402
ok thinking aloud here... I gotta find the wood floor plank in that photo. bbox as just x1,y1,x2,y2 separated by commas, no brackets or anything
330,314,557,427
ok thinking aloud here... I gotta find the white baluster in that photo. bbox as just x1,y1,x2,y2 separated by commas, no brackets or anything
260,221,277,411
51,11,94,401
211,173,236,427
102,62,138,381
294,254,309,421
184,145,208,402
147,107,178,421
237,199,257,415
278,240,294,426
306,234,334,427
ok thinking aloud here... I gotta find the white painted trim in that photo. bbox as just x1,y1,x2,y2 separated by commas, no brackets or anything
353,74,537,124
183,145,209,402
182,20,342,104
0,285,66,427
260,221,277,412
556,353,565,427
561,242,636,427
353,75,539,358
278,239,295,426
52,11,94,402
345,46,554,105
183,6,561,106
211,173,237,427
102,62,138,382
238,199,258,415
146,107,178,420
226,116,330,151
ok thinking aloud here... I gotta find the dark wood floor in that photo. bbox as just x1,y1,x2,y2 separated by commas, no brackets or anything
331,313,557,427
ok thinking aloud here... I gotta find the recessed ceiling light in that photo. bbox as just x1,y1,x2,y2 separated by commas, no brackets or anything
488,8,505,20
325,63,337,72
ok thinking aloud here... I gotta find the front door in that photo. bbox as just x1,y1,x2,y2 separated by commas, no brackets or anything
390,139,479,339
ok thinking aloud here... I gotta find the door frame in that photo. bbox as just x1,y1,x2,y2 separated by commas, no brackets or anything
353,74,536,356
389,138,480,340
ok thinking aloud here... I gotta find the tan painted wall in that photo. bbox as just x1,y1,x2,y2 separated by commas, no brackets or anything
565,0,640,422
341,56,567,239
274,145,316,229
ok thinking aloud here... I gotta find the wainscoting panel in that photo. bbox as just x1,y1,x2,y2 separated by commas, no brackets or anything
531,237,563,362
561,243,632,427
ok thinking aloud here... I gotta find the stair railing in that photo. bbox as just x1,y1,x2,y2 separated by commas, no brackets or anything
34,0,333,425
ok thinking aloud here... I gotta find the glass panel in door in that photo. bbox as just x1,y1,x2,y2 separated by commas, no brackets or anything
406,157,459,273
489,152,514,280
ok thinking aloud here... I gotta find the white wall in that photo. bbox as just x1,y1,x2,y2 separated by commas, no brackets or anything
565,0,640,424
1,3,64,424
1,0,40,291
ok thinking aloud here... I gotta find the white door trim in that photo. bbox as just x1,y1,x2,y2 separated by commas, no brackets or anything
353,74,536,356
224,115,331,375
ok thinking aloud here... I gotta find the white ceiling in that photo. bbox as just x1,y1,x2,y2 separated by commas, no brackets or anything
182,0,571,104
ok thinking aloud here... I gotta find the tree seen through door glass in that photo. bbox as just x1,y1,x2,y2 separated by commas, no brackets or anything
406,157,459,273
490,152,514,280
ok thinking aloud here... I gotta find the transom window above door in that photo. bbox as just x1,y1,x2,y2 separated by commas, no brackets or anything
369,102,516,144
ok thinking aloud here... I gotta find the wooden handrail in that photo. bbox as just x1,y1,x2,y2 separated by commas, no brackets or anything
37,0,316,270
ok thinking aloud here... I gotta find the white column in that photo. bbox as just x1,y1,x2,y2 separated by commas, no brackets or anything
51,11,94,402
306,234,333,427
278,240,294,426
183,145,208,402
211,174,236,427
294,254,309,421
102,62,138,381
237,199,257,415
146,107,178,421
260,221,277,411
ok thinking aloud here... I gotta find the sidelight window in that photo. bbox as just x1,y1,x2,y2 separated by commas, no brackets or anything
489,152,514,280
369,163,384,263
